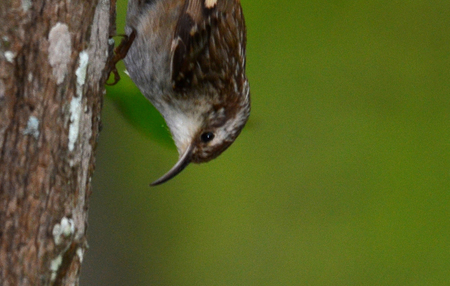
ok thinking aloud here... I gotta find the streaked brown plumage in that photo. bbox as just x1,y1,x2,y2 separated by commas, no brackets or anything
124,0,250,185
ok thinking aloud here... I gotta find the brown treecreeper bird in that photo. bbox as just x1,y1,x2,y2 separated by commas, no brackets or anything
122,0,250,186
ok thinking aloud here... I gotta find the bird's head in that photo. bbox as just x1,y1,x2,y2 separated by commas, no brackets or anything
150,95,250,186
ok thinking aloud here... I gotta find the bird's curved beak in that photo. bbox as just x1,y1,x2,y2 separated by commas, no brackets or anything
150,144,193,186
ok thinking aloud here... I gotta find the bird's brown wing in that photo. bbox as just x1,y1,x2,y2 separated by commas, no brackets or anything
171,0,246,92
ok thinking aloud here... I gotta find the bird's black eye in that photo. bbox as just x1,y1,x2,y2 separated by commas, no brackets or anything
201,132,215,143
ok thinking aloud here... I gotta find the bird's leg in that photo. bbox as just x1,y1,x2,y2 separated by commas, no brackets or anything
106,29,137,86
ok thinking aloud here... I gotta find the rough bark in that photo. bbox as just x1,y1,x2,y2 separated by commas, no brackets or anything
0,0,114,284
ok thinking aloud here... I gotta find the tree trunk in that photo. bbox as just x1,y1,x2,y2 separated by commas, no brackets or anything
0,0,114,284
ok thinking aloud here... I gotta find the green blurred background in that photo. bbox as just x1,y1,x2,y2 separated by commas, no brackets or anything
80,0,450,285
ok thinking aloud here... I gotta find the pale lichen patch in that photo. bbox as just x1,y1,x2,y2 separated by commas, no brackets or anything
48,23,72,84
50,217,76,282
50,255,63,282
22,0,32,11
52,217,75,245
68,96,82,152
68,51,89,153
5,51,15,63
76,248,84,262
76,51,89,89
23,116,40,139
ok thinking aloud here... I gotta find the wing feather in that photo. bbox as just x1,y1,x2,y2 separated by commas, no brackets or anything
171,0,218,91
171,0,246,96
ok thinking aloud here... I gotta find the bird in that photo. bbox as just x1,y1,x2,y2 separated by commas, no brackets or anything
122,0,250,186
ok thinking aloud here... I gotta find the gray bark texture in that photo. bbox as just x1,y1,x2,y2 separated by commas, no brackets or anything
0,0,115,284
